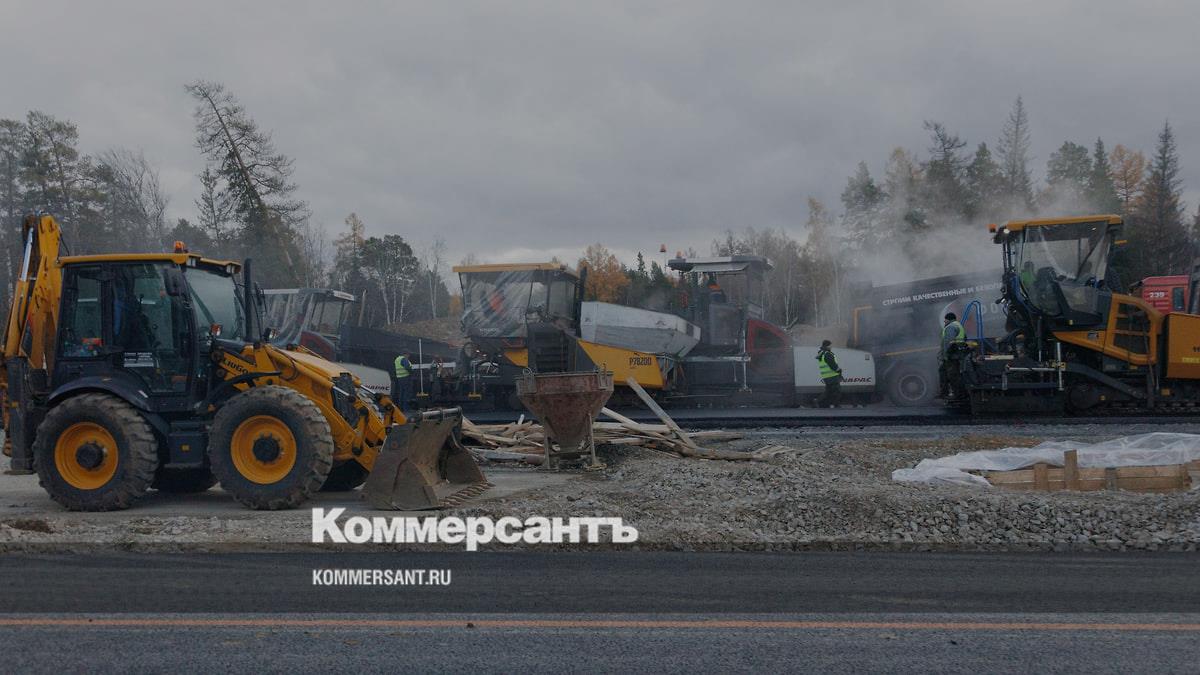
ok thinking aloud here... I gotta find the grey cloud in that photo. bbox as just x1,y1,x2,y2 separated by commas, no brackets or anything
2,1,1197,266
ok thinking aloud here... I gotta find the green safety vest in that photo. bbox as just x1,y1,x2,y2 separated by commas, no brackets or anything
816,350,838,379
394,355,411,379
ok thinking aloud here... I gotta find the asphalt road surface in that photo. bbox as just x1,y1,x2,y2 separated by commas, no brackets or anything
469,404,1200,429
2,552,1197,672
4,612,1199,673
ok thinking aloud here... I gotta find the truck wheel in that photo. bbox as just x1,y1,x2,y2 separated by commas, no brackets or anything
209,386,334,510
320,460,369,492
33,393,158,511
152,467,218,494
886,365,935,407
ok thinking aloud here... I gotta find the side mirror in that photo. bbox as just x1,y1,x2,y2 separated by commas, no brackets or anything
261,327,278,343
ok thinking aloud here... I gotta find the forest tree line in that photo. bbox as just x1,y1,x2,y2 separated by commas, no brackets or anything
598,97,1198,329
0,81,451,328
2,92,1196,333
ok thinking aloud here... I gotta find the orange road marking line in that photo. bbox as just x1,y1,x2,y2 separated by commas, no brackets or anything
0,619,1197,631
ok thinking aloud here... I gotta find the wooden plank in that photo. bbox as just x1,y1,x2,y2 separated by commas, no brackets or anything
1115,465,1187,478
1033,463,1049,491
983,468,1034,484
690,431,744,441
623,376,700,451
1114,477,1188,491
600,407,685,447
594,421,671,433
469,449,544,464
1063,450,1080,491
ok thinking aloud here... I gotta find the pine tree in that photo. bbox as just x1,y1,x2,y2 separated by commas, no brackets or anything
883,147,925,230
1041,141,1091,210
840,161,886,250
1086,138,1120,214
996,96,1034,212
1128,121,1190,279
185,80,309,285
964,142,1003,219
21,111,84,242
0,118,27,297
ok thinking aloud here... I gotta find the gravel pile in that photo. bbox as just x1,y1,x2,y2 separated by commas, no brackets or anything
463,432,1200,552
4,426,1198,552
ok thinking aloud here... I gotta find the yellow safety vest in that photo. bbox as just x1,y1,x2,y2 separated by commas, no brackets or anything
817,350,838,379
394,355,411,378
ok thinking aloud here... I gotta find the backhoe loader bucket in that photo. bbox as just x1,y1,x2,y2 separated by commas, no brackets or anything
362,408,491,510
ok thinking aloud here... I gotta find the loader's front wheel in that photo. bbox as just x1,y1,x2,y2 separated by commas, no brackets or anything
34,393,158,511
209,386,334,510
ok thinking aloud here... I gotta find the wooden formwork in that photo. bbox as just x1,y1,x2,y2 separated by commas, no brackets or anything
980,450,1193,493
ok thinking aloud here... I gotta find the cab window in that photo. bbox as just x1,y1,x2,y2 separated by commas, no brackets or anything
58,266,104,358
111,263,191,392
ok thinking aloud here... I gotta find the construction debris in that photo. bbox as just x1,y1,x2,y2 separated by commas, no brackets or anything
892,432,1200,492
461,405,751,465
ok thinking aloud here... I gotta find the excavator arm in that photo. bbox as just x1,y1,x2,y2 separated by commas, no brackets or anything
3,214,64,365
2,214,65,468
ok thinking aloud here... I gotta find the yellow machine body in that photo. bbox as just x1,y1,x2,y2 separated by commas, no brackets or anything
2,214,487,511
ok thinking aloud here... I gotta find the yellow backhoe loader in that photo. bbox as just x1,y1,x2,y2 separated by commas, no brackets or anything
1,213,488,511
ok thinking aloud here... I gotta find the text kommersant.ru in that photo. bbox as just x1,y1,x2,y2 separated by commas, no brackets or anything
311,508,639,551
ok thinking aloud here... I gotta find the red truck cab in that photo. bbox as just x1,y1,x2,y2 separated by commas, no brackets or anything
1130,275,1189,314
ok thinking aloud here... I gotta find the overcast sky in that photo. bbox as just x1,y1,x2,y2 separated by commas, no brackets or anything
3,1,1198,267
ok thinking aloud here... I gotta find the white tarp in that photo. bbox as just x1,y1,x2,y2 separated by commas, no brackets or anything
892,433,1200,487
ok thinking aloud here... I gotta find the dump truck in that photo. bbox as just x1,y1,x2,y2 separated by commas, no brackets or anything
959,214,1200,414
1,214,487,511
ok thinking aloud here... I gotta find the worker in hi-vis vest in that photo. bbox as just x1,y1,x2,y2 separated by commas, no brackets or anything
392,352,414,412
816,339,843,408
939,312,967,400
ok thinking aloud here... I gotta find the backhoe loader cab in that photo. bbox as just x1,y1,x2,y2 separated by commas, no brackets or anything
2,214,487,511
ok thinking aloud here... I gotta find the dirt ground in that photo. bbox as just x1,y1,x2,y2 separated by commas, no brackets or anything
3,424,1198,552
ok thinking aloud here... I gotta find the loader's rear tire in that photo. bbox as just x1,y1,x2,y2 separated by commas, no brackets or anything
320,460,369,492
33,393,158,511
209,386,334,510
152,467,218,494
